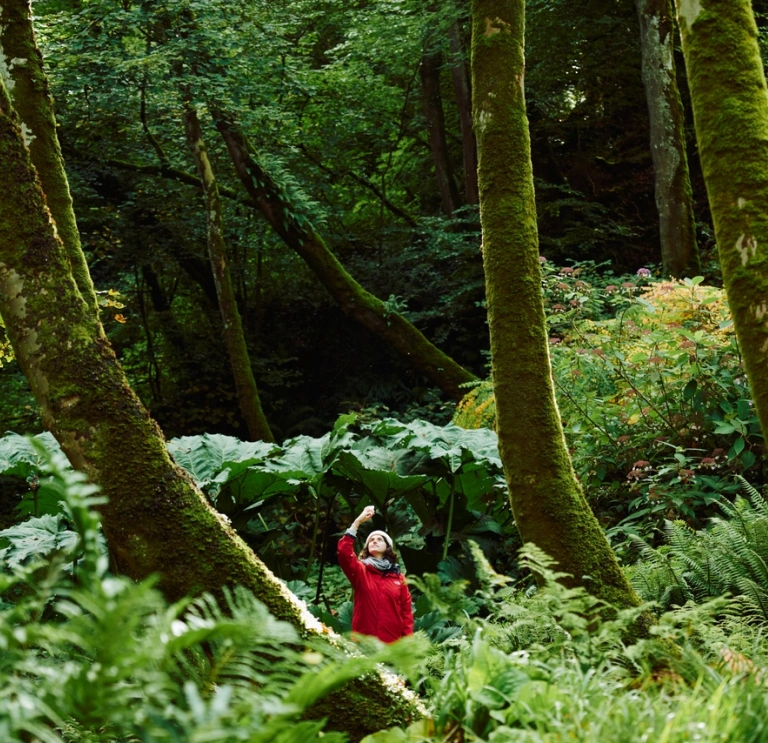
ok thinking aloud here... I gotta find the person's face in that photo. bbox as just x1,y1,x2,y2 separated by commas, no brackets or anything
367,535,387,558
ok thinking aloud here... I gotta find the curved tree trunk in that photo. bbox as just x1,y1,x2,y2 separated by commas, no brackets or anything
183,105,274,443
0,0,98,315
213,112,477,399
635,0,700,277
674,0,768,439
0,78,420,741
470,0,647,620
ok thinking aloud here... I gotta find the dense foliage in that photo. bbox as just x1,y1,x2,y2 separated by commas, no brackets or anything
0,0,722,438
4,444,768,741
455,268,766,548
5,0,768,739
0,444,425,742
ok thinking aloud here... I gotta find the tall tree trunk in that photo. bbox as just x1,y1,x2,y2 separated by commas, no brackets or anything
0,0,99,315
213,112,477,399
420,47,462,216
674,0,768,439
470,0,647,620
0,79,420,741
635,0,700,277
449,21,479,206
183,105,274,443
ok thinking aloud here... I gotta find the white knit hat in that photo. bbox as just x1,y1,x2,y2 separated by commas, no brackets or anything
366,530,393,549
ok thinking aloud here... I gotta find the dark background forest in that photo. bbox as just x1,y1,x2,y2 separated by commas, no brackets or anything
6,0,762,441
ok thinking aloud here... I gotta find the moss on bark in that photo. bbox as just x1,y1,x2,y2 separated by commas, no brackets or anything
0,0,98,314
214,113,477,400
0,78,420,737
183,105,274,443
470,0,649,625
675,0,768,440
636,0,699,277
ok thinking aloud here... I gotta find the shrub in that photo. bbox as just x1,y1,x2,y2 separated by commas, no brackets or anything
454,276,765,543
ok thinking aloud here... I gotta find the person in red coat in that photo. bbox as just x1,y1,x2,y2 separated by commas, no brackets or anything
337,505,414,643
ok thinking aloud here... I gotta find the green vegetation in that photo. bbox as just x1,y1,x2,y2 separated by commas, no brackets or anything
456,268,765,548
0,446,425,742
3,0,768,739
5,448,768,740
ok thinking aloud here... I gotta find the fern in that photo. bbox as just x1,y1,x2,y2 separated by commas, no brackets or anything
628,477,768,623
0,441,427,742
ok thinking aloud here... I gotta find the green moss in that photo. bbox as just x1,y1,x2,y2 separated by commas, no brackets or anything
0,0,98,314
676,0,768,442
183,107,274,443
470,0,645,625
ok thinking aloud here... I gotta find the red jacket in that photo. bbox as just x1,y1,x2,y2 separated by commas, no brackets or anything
337,534,414,643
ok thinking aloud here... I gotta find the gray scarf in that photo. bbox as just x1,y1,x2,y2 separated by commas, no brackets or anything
362,556,399,574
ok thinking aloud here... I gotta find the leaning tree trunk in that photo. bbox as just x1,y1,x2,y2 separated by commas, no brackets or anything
635,0,700,277
183,105,274,443
0,79,420,740
0,0,98,314
470,0,647,620
674,0,768,439
213,112,477,399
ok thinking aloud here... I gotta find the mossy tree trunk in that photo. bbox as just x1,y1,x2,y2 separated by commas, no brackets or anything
635,0,700,277
0,0,98,315
183,105,274,443
213,112,477,399
470,0,646,617
674,0,768,439
0,78,420,739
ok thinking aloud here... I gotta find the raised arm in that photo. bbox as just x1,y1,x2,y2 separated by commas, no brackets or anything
337,505,375,588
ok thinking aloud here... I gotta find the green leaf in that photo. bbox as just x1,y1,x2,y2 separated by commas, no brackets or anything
0,514,78,568
168,434,277,488
0,431,61,479
333,451,426,506
714,423,735,435
737,400,752,421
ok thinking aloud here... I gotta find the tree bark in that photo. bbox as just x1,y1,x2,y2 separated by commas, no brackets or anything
470,0,648,621
0,78,420,741
213,112,477,399
183,105,274,443
674,0,768,440
635,0,700,277
0,0,99,315
420,47,462,216
448,21,479,206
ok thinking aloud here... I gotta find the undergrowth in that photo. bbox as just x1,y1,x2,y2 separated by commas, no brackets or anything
0,443,424,742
